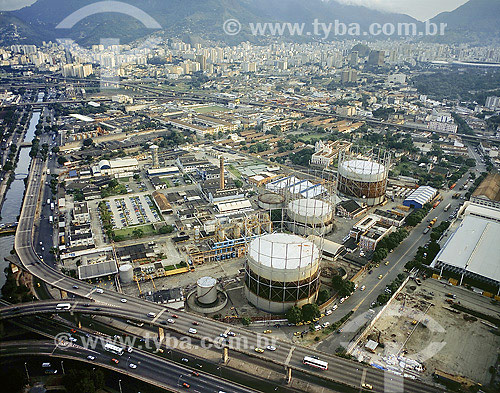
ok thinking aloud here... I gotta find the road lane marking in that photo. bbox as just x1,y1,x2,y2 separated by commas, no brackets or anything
51,278,65,286
151,309,166,324
285,345,295,366
352,234,424,313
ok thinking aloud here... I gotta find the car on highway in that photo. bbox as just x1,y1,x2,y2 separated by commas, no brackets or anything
361,383,373,390
171,314,179,318
127,346,133,353
120,298,127,303
263,329,272,334
68,336,77,342
378,274,383,279
266,345,276,351
182,382,190,388
72,285,79,289
384,261,389,266
325,309,332,315
167,318,175,324
181,358,189,363
192,321,199,325
219,333,228,338
360,285,366,291
188,328,198,334
147,312,156,318
129,363,137,369
95,288,104,294
227,331,236,337
192,371,199,377
254,347,264,353
87,355,96,361
331,304,338,311
111,358,119,364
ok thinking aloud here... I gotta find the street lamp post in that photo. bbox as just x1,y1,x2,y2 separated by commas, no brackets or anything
24,362,30,383
60,360,65,374
118,379,123,393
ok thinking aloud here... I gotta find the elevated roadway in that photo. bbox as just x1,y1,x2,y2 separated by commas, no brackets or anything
1,340,256,393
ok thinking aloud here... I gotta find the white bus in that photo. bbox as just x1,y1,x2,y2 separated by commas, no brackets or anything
56,303,71,310
303,356,328,370
104,343,124,356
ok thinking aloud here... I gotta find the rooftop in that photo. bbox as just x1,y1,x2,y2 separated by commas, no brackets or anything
432,215,500,283
472,173,500,202
249,233,319,270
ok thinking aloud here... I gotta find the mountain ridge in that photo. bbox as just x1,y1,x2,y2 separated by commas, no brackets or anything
0,0,498,46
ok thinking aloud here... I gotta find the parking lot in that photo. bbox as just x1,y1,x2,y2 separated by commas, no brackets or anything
105,194,162,229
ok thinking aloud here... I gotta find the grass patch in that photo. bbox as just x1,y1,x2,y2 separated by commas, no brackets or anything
113,224,155,240
119,177,130,182
298,133,328,142
227,164,242,179
161,178,172,187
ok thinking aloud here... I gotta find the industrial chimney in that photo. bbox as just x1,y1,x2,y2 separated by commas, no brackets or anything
220,156,225,190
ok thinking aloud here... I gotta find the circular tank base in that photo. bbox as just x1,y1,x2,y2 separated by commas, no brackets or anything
186,290,228,314
244,286,318,314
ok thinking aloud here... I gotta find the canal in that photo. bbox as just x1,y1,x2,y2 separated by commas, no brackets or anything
0,95,43,288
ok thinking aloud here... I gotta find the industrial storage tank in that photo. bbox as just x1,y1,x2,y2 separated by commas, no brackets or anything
119,264,134,284
196,276,218,305
258,192,285,210
287,198,333,236
244,233,321,313
337,150,389,206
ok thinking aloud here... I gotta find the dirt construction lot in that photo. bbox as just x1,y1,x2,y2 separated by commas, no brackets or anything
354,278,500,385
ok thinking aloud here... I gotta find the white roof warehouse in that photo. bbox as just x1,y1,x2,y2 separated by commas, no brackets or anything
431,215,500,288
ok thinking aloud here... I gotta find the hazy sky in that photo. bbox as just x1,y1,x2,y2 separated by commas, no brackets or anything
334,0,469,21
1,0,469,21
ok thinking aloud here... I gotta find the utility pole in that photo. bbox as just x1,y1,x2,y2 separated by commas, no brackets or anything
24,362,30,383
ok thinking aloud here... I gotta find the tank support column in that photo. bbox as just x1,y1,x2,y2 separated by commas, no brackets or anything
285,366,292,384
158,327,165,344
222,346,229,363
59,289,67,298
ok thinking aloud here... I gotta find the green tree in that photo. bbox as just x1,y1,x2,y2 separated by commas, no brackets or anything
159,225,174,234
132,228,144,238
57,156,68,165
234,179,243,188
317,289,330,304
301,303,320,321
286,305,302,324
83,138,94,147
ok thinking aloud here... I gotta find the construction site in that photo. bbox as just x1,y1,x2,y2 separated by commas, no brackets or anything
351,277,500,388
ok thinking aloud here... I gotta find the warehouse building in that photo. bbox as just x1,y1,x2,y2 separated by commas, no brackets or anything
403,186,437,209
470,173,500,210
431,215,500,290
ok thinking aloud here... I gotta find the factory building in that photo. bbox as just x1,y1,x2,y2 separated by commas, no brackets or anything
95,158,139,176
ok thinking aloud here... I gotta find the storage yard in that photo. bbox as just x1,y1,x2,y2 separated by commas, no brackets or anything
352,278,500,386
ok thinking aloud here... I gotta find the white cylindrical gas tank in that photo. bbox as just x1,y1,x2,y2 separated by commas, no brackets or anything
119,264,134,284
196,276,217,304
